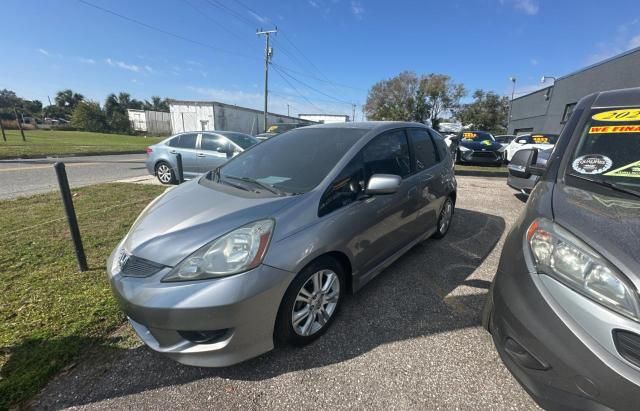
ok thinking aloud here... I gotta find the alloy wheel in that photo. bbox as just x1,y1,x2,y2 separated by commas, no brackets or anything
157,164,173,184
291,269,340,337
439,199,453,235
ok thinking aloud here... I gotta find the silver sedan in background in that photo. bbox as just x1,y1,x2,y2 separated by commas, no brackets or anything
109,122,457,367
145,131,259,184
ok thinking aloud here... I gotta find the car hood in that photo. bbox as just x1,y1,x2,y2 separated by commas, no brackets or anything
122,180,300,266
459,140,501,151
553,182,640,282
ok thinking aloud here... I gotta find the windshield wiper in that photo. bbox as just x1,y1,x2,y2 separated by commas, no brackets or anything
223,175,286,196
568,173,640,199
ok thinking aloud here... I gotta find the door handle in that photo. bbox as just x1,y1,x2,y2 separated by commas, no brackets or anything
169,150,177,154
197,153,206,157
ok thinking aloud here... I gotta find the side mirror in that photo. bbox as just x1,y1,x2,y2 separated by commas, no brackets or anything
508,149,543,179
516,138,528,144
365,174,401,195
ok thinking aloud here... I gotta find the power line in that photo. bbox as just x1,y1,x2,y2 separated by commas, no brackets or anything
271,62,367,92
77,0,255,61
182,0,247,43
275,67,355,106
270,90,359,107
204,0,256,28
272,66,326,114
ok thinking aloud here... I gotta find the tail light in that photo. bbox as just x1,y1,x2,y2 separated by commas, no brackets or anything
145,147,153,154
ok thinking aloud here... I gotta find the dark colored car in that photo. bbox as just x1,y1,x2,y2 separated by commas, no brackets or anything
455,131,503,165
507,147,552,195
483,87,640,410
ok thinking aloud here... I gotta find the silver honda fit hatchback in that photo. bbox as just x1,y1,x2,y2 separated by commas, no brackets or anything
108,122,457,367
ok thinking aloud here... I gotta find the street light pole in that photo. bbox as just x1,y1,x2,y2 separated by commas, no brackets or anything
508,76,516,133
257,27,277,133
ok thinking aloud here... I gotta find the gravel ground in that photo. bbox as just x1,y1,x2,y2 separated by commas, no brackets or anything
34,175,538,410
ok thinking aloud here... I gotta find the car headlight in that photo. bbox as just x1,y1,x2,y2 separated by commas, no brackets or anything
459,145,471,152
163,219,275,282
526,218,640,321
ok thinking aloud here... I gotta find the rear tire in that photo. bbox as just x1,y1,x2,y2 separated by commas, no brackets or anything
155,161,176,185
275,256,345,346
432,197,454,239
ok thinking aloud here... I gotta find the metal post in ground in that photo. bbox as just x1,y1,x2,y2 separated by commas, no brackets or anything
175,153,184,184
0,119,6,141
14,107,26,142
54,162,88,272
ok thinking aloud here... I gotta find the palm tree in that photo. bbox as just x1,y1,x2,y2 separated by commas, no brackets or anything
144,96,169,111
54,89,84,111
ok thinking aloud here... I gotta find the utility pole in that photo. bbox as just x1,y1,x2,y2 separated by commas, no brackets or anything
257,27,277,133
507,76,516,133
287,103,290,117
352,104,356,122
14,107,26,142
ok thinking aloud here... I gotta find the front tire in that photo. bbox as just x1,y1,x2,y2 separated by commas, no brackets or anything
432,197,454,239
155,161,176,185
275,256,345,346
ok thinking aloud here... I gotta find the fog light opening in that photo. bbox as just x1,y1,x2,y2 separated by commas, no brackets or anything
178,329,229,344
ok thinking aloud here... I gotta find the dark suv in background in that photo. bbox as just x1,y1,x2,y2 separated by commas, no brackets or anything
483,87,640,410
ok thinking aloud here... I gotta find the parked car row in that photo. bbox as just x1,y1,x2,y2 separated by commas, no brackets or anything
490,87,640,410
118,88,640,411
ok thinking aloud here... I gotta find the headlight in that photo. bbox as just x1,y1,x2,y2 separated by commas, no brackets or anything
163,219,274,282
459,145,471,152
527,218,640,321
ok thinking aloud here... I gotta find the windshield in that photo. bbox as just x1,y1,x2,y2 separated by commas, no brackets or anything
568,108,640,188
461,131,494,141
216,127,367,194
221,132,258,149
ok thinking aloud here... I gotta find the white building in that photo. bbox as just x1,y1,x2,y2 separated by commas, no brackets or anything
169,100,313,135
298,114,349,124
127,109,171,135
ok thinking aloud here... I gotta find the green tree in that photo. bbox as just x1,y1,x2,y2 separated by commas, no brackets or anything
71,101,108,132
104,92,141,133
365,71,466,125
143,96,170,111
456,90,510,133
55,89,84,116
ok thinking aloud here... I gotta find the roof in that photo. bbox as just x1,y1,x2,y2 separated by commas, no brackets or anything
304,121,426,131
167,99,311,122
513,46,640,102
298,113,349,117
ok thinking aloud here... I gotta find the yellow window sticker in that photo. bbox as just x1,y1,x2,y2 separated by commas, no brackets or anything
532,135,550,143
589,125,640,134
462,132,476,139
604,160,640,178
592,109,640,122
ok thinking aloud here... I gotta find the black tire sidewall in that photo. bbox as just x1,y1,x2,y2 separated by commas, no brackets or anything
274,256,345,347
432,197,454,239
156,161,176,184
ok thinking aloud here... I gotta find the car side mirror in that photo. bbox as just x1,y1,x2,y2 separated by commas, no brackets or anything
508,148,543,179
365,174,401,195
516,138,528,144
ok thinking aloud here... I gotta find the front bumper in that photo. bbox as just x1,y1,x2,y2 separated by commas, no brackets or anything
489,256,640,410
108,249,295,367
458,149,503,164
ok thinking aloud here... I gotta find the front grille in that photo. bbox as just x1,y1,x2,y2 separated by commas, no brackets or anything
471,151,498,159
121,255,166,277
614,330,640,368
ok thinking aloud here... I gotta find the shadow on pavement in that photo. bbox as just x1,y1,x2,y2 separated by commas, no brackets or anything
33,207,505,409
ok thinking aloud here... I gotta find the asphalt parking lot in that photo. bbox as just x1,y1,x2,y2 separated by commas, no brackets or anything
35,175,538,410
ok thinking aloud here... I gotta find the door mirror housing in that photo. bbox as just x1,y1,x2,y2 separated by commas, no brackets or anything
365,174,401,195
516,138,528,144
508,148,544,179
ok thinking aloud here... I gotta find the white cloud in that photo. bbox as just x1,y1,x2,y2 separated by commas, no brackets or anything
350,1,364,19
248,10,268,23
308,0,320,8
499,0,538,15
78,57,95,64
38,48,50,56
587,20,640,64
106,58,141,73
144,65,154,73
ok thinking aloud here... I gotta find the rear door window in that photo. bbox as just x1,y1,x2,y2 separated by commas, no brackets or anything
408,128,439,171
169,133,198,149
201,134,227,152
362,129,411,179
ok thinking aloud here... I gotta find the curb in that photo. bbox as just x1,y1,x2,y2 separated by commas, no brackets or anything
0,150,145,161
455,170,508,178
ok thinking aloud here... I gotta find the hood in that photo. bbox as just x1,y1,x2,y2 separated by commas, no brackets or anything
122,180,300,266
459,139,501,151
553,182,640,283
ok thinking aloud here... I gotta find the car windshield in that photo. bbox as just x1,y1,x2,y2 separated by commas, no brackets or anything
568,107,640,189
530,134,559,144
221,132,258,149
462,131,494,141
213,127,368,194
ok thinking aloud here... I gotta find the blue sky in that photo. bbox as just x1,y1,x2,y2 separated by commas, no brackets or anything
2,0,640,120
